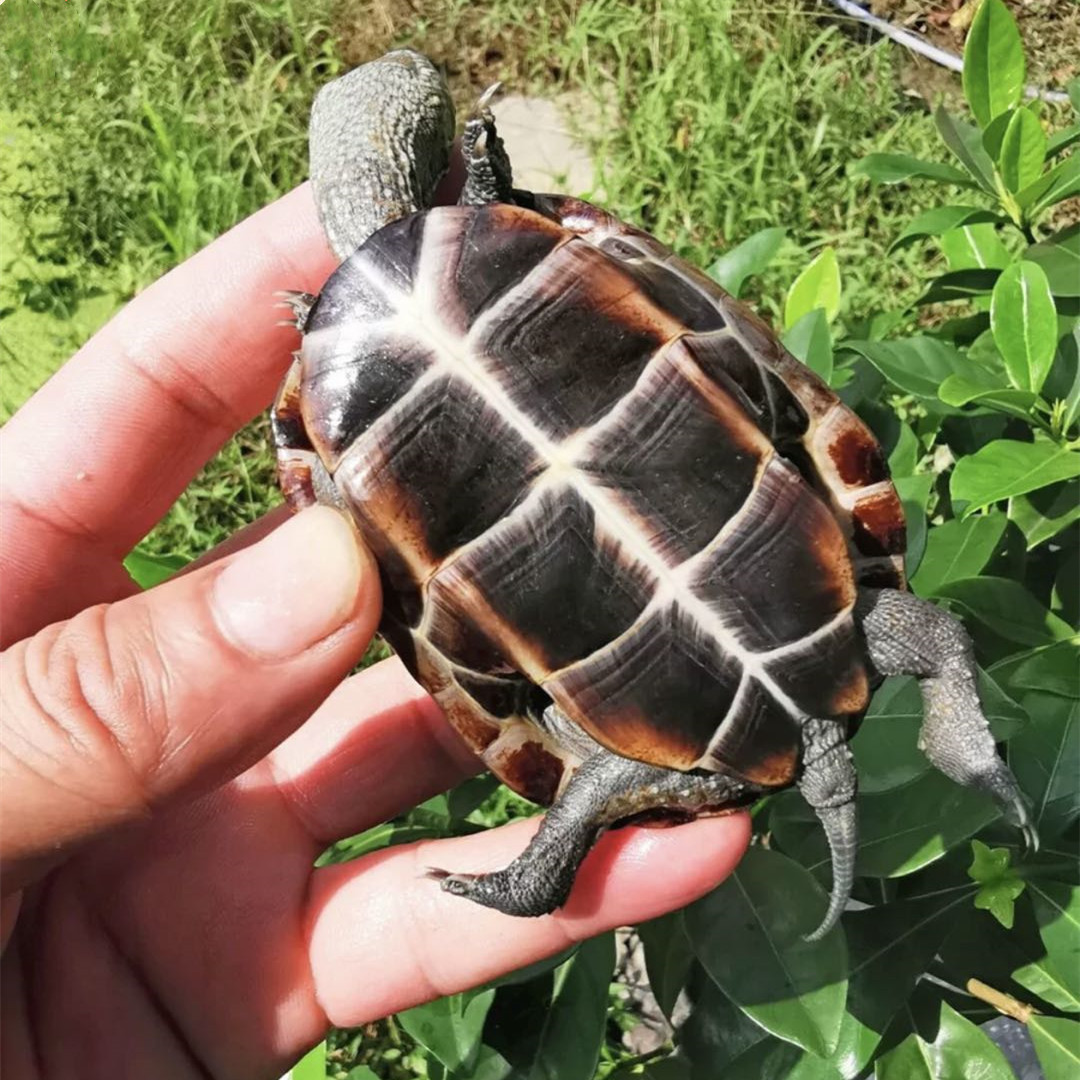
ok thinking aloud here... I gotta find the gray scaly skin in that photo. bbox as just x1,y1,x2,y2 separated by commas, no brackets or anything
301,52,1036,940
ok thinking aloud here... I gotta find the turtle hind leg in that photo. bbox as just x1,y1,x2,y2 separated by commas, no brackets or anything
430,742,756,918
855,588,1037,849
798,718,858,942
459,83,515,206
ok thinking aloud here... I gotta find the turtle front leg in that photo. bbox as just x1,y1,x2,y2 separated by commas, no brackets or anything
459,83,514,206
856,588,1036,848
430,743,756,918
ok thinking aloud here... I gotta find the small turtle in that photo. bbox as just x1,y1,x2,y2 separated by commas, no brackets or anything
272,50,1034,939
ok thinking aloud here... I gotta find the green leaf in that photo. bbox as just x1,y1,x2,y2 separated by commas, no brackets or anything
962,0,1025,128
895,473,933,579
1026,224,1080,298
1010,640,1080,699
1028,881,1080,1008
1030,1016,1080,1080
852,669,1025,794
874,1002,1014,1079
842,337,981,400
999,107,1047,195
918,267,1001,305
708,227,786,297
398,987,495,1075
1047,122,1080,159
940,224,1012,271
1009,690,1080,840
937,376,1039,421
772,769,1001,880
991,261,1058,393
935,108,999,193
1048,328,1080,433
951,440,1080,512
1013,956,1080,1013
124,547,189,588
289,1043,327,1080
826,894,966,1075
686,847,848,1058
524,932,614,1080
910,513,1007,597
783,308,833,382
723,1037,844,1079
887,422,920,478
889,206,1000,252
935,576,1075,647
784,247,841,329
1031,154,1080,215
851,153,978,187
1009,482,1080,549
639,912,694,1020
967,839,1026,928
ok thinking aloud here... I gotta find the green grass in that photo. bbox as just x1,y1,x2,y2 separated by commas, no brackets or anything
1,0,950,562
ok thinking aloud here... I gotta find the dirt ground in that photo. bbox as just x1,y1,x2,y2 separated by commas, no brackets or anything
869,0,1079,91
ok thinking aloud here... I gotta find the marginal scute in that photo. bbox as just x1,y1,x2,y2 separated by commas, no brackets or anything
851,486,908,557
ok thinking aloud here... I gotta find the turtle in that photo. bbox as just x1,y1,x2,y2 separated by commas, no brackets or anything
271,49,1035,940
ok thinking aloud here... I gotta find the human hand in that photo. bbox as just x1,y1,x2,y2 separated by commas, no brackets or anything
0,185,751,1079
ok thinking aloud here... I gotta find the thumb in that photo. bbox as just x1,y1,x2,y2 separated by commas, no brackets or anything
0,505,379,892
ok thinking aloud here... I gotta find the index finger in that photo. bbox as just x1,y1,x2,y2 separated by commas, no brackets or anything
0,184,334,636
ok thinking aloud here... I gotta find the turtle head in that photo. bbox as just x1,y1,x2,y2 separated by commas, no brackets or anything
309,50,455,261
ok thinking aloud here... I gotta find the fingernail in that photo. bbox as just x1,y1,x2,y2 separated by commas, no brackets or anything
213,506,365,659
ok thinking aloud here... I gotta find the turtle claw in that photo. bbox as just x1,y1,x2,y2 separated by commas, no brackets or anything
273,290,317,331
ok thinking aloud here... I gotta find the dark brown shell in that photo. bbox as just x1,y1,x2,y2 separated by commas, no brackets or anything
276,197,905,804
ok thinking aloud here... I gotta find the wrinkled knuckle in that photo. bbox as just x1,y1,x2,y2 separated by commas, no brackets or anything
12,604,170,814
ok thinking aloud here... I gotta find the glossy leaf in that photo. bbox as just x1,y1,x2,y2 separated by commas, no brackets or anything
940,224,1011,271
951,440,1080,512
1009,482,1080,549
935,576,1075,647
851,154,977,187
289,1043,327,1080
937,376,1039,421
639,912,694,1021
842,337,980,400
1049,125,1080,160
887,422,920,477
889,206,1000,252
999,107,1046,196
827,894,966,1076
1013,956,1080,1013
874,1002,1013,1079
967,840,1025,928
723,1038,844,1079
1026,224,1080,297
1009,690,1080,840
962,0,1024,128
1010,641,1080,699
895,472,933,579
772,770,1000,881
677,966,771,1073
1030,1016,1080,1080
784,247,841,329
398,987,495,1075
708,227,786,297
686,847,847,1058
910,513,1007,597
783,308,833,382
1031,154,1080,214
991,261,1058,393
1028,881,1080,1005
853,670,1025,795
935,108,998,193
522,932,614,1080
918,267,1001,305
